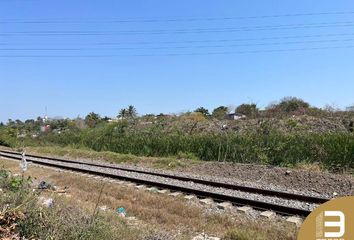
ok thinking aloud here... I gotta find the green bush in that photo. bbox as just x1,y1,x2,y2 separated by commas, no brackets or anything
268,97,310,114
0,130,16,147
235,103,259,117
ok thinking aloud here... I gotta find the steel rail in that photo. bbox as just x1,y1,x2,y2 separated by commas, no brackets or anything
0,149,330,205
0,151,315,216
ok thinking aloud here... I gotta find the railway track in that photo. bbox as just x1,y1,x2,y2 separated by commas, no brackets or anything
0,149,330,217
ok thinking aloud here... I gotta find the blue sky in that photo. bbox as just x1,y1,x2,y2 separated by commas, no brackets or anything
1,0,354,122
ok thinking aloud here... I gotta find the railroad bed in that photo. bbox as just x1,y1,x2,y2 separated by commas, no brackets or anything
0,150,331,217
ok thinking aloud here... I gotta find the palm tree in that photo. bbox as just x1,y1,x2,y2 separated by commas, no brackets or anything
127,105,137,118
118,105,137,119
84,112,101,128
118,108,127,119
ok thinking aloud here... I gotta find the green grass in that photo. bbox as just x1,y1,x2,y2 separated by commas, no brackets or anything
2,121,354,172
23,146,200,170
34,128,354,172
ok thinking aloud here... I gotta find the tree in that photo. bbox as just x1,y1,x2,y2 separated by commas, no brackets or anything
36,116,43,122
235,103,259,117
212,106,228,120
118,105,137,119
84,112,101,128
127,105,137,118
15,119,23,125
194,107,210,117
25,119,35,124
267,97,310,114
118,108,127,119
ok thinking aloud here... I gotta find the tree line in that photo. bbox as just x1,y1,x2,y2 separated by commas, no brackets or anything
2,97,354,130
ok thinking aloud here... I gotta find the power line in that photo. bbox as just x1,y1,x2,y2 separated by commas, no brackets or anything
2,21,354,36
1,38,354,51
1,32,354,46
1,11,354,23
1,45,353,57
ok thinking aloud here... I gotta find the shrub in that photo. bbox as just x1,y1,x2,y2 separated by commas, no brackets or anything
0,169,140,240
194,107,210,117
85,112,102,128
212,106,228,120
235,104,259,117
267,97,310,115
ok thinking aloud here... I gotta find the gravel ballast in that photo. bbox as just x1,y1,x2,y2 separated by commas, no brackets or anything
1,152,320,212
18,151,352,198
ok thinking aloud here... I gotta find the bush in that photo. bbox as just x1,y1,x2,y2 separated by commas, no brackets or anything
267,97,310,115
212,106,228,120
194,107,210,117
235,104,259,117
0,169,140,240
0,129,17,147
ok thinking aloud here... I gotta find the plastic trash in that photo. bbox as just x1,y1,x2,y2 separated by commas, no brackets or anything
20,151,28,172
39,197,54,208
38,181,53,190
99,205,108,212
117,207,126,217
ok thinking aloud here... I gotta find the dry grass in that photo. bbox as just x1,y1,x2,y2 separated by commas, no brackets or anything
0,158,298,239
0,168,142,239
294,162,324,172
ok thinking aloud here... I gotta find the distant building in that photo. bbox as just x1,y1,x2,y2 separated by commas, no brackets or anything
108,117,120,122
226,112,246,120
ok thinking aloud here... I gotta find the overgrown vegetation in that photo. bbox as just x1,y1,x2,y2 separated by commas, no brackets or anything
0,169,140,239
23,146,200,170
1,97,353,173
24,129,353,172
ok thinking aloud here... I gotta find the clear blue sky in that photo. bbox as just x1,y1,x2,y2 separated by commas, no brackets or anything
1,0,354,122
